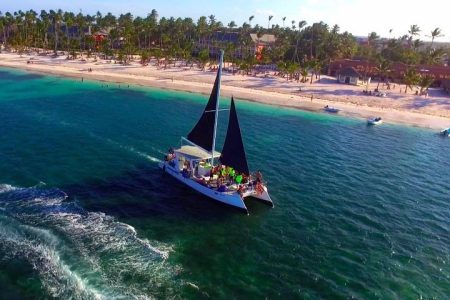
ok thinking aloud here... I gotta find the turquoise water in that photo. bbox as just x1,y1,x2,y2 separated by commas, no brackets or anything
1,67,449,299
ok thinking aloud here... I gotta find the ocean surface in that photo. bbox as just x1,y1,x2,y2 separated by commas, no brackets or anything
0,67,449,299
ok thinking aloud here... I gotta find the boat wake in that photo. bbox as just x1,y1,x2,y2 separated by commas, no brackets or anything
0,184,179,299
103,137,162,163
21,109,162,164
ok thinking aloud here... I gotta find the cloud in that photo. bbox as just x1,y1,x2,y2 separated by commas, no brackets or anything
255,9,275,16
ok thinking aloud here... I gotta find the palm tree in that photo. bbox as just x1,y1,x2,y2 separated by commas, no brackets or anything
425,48,445,65
300,68,308,83
298,20,307,31
198,48,209,71
408,24,420,47
248,15,254,28
0,12,5,50
50,9,62,55
308,59,321,83
228,21,236,33
408,25,420,37
403,68,420,93
376,58,391,89
430,27,443,49
312,59,323,82
268,15,273,29
63,11,75,54
367,31,379,57
196,16,208,47
418,75,434,95
412,39,422,52
282,17,286,28
292,20,307,63
286,62,299,81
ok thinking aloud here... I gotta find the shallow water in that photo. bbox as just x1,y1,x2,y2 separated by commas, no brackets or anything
0,67,449,299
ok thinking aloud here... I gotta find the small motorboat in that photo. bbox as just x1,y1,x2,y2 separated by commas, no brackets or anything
439,128,450,137
367,117,383,125
324,105,340,113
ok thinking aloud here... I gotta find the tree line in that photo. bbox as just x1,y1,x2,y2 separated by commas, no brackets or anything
0,9,448,87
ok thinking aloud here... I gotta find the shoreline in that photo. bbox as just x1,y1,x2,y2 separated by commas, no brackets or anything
1,54,449,130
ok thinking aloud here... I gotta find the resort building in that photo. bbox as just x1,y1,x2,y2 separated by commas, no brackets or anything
250,34,276,61
195,32,276,60
329,59,450,86
336,67,364,85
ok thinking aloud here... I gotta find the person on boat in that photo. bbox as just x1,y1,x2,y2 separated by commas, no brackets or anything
228,167,236,180
218,184,227,193
198,177,208,186
241,174,249,184
220,165,227,178
237,184,246,196
255,182,264,195
235,174,243,187
255,170,263,183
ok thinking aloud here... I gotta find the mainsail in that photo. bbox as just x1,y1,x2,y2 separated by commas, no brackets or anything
220,97,249,175
186,58,222,152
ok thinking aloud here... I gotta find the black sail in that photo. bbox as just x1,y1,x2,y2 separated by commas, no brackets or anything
186,69,220,151
220,97,249,175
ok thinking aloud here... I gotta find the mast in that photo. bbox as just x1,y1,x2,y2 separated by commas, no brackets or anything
210,50,224,165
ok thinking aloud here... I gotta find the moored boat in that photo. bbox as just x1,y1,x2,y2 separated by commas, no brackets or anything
324,105,340,113
367,117,383,125
439,128,450,137
159,50,273,214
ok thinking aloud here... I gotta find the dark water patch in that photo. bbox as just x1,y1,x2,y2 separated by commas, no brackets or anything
63,164,245,223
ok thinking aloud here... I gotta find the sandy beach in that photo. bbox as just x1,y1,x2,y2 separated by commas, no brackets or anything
1,51,449,130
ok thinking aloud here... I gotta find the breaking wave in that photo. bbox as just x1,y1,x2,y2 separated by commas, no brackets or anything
0,184,179,299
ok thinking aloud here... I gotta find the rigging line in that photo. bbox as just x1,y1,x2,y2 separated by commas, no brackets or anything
204,109,230,113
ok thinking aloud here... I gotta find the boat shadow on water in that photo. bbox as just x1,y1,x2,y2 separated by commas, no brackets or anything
62,163,272,222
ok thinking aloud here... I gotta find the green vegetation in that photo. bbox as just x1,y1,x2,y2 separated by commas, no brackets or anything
0,9,448,85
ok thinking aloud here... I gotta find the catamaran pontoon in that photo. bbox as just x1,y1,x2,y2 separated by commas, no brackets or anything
159,50,273,213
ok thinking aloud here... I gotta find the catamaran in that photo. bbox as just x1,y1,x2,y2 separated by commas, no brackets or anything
159,50,273,213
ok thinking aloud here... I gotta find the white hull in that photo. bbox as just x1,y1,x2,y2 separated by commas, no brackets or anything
368,118,383,125
324,106,340,113
159,161,273,213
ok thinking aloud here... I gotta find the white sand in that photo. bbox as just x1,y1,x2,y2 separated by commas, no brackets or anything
1,51,449,130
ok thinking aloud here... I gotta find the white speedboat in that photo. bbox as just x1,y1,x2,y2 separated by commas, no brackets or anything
324,105,340,113
440,128,450,137
159,50,273,214
367,117,383,125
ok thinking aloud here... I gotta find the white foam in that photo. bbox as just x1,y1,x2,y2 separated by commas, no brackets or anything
0,185,180,299
0,218,107,299
0,184,18,193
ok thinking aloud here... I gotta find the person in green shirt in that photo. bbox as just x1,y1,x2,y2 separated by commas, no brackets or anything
235,174,243,184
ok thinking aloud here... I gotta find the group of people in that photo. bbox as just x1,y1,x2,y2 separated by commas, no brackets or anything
210,164,248,185
196,162,264,196
164,148,265,195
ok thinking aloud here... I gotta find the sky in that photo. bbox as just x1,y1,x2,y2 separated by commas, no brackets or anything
2,0,449,41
